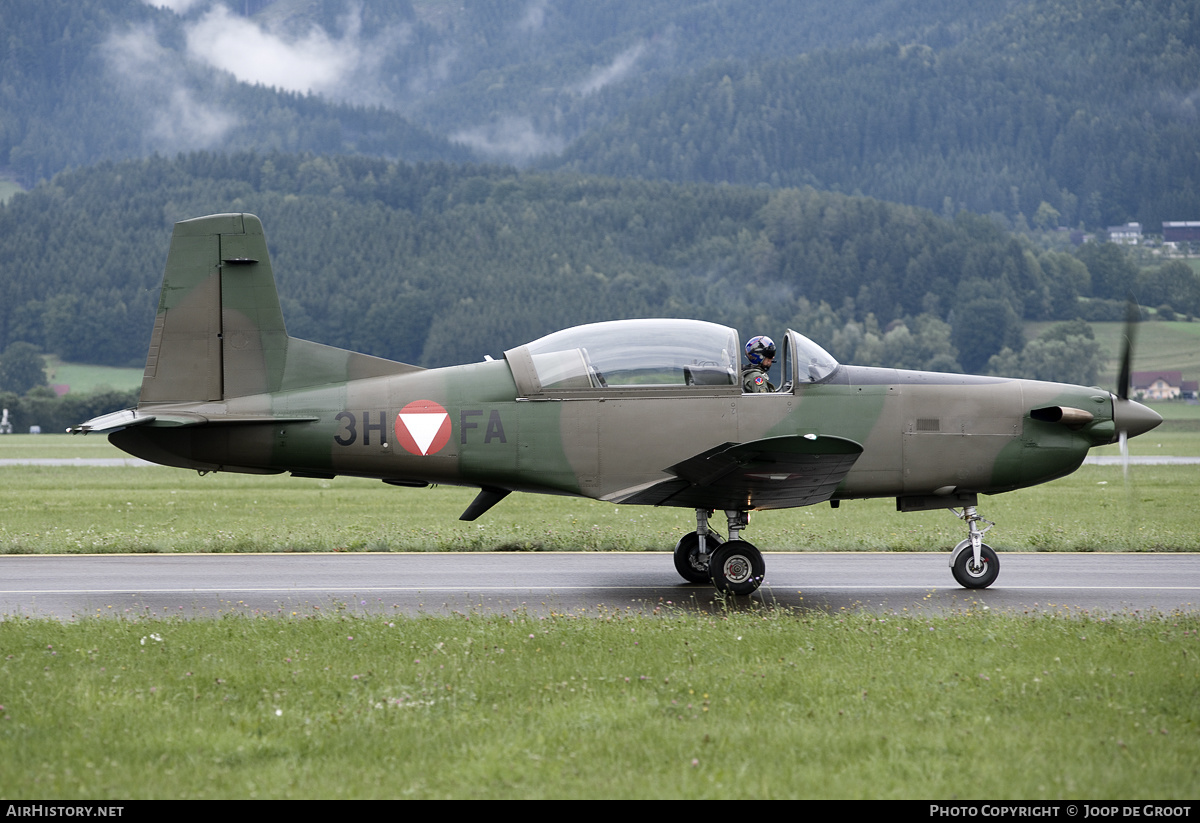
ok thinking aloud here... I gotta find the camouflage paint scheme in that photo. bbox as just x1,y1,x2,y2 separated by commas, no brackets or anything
75,214,1163,592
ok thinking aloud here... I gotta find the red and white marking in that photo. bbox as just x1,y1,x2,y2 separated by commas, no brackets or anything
395,400,451,456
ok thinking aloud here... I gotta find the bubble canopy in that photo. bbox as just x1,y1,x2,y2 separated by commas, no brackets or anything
520,319,739,389
505,319,839,395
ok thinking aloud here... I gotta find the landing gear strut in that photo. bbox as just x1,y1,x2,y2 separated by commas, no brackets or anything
673,509,765,595
949,505,999,589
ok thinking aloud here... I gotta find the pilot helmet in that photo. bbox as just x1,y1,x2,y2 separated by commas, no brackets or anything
745,335,776,365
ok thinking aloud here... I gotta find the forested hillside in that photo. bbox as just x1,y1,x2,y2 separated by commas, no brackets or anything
1,0,1016,182
1,153,1177,378
553,0,1200,230
4,0,1198,230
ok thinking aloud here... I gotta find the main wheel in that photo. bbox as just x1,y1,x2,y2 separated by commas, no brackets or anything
673,530,724,583
952,543,999,589
710,540,765,595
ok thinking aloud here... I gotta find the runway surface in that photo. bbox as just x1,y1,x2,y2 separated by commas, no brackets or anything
2,552,1197,619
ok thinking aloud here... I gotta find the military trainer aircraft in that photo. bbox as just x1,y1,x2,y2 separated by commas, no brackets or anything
72,213,1163,595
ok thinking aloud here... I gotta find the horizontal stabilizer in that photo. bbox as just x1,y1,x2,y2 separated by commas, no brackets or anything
67,409,157,434
70,408,318,434
613,434,863,510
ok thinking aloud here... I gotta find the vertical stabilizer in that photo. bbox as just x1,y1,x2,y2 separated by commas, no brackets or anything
139,213,419,405
139,213,286,403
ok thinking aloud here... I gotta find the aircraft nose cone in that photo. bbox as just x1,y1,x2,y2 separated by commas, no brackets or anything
1113,397,1163,440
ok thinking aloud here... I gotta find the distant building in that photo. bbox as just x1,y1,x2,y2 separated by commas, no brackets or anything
1108,222,1142,244
1132,370,1187,400
1163,222,1200,243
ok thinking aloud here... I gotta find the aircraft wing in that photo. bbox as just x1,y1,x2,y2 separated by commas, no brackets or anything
612,434,863,510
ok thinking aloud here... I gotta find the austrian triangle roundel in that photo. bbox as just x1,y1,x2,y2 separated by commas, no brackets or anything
395,400,452,456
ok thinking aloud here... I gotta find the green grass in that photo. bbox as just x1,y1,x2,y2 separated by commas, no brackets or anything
41,355,143,395
0,434,128,460
1025,320,1200,389
0,610,1196,799
1157,403,1200,421
1091,429,1200,455
1,434,1197,554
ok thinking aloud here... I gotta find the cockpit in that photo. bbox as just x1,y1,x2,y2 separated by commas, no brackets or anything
504,319,838,398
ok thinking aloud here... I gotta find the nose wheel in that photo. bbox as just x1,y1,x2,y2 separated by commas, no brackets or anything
949,506,1000,589
951,542,999,588
674,509,765,595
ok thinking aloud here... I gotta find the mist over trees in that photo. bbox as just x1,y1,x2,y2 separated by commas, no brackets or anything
1,0,1198,387
4,0,1199,229
0,0,472,184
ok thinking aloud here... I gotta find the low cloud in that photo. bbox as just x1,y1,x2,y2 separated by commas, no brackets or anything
136,1,409,107
184,5,360,96
517,0,550,33
405,42,458,101
101,24,237,152
117,1,584,160
143,0,206,13
450,117,565,163
573,42,646,96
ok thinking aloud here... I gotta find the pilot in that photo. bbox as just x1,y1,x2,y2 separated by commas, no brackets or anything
742,335,777,393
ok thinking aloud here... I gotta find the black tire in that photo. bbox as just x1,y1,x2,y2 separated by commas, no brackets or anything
952,543,999,589
710,540,765,595
673,530,724,583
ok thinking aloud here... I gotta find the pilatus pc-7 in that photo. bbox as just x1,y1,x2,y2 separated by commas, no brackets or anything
73,214,1162,595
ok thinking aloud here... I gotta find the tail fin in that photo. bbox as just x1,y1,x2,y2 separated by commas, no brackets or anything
139,213,417,404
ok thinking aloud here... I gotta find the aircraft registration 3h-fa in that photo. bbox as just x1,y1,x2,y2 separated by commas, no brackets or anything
73,213,1163,595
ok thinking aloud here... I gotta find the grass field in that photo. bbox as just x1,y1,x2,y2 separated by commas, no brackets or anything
40,356,143,395
0,610,1196,799
1091,321,1200,387
1023,319,1200,389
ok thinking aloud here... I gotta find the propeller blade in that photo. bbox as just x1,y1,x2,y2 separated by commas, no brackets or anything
1116,299,1139,401
1119,429,1129,481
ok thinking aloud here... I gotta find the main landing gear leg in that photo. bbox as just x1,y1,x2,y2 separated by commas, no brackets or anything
948,505,999,589
674,509,724,583
673,509,766,594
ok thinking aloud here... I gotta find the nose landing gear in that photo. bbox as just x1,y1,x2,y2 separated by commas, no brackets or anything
949,505,999,589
